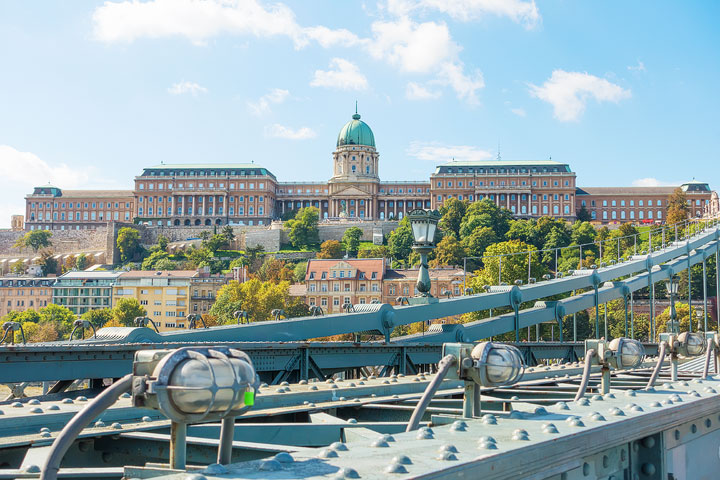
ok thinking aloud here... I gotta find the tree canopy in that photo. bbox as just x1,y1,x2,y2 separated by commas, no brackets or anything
117,227,142,263
284,207,320,248
14,230,52,252
342,227,363,256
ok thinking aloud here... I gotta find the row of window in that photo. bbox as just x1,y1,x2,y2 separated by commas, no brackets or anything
138,195,265,204
138,182,266,190
30,201,130,209
30,211,129,222
138,206,265,216
442,166,565,174
0,289,51,295
591,210,664,220
436,179,572,188
308,283,381,292
5,299,49,307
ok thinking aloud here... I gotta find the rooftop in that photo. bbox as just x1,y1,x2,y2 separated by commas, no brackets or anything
576,186,677,195
306,258,386,281
118,270,198,279
385,268,465,280
57,271,122,279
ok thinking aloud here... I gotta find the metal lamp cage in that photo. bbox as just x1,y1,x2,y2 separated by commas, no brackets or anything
148,347,258,424
470,342,525,387
607,338,645,369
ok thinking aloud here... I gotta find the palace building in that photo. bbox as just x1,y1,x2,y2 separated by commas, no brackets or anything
22,109,716,230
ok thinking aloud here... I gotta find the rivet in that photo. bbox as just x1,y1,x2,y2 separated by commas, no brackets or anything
309,386,318,391
120,392,131,399
508,410,523,419
641,463,656,475
662,399,674,406
369,375,377,380
47,405,59,411
353,398,361,403
688,391,701,397
450,421,467,431
358,381,365,385
669,394,682,402
95,421,106,428
40,427,50,433
679,381,689,386
645,387,656,393
662,383,674,390
142,416,152,422
318,449,339,458
76,396,88,402
385,463,407,474
29,407,43,414
591,395,603,401
534,406,548,415
625,390,636,397
609,407,625,416
482,414,497,425
111,422,122,429
420,426,434,434
308,403,317,407
11,402,22,408
603,393,616,399
335,467,360,479
478,435,496,444
274,452,294,463
326,379,334,384
61,398,74,404
339,397,347,401
40,432,51,438
437,451,458,460
478,441,497,450
392,455,412,465
258,459,282,471
348,383,356,387
183,475,207,480
511,396,520,401
260,383,268,388
704,387,717,394
416,430,433,440
275,388,285,393
438,444,458,453
391,395,399,399
203,464,229,475
555,401,569,410
331,384,339,389
576,398,590,406
347,418,358,424
28,399,40,405
371,439,389,448
588,412,606,421
413,378,420,382
542,423,559,434
299,380,308,385
567,417,585,427
21,465,40,474
648,401,662,408
631,405,644,412
512,429,529,440
382,434,396,442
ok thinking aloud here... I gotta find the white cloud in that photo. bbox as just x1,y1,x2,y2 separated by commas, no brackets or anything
310,58,368,91
264,124,317,140
407,141,493,162
387,0,541,29
247,88,290,115
168,81,208,96
628,60,646,72
529,70,631,121
0,145,127,228
367,17,483,103
632,178,679,187
405,82,442,100
93,0,361,48
511,107,526,117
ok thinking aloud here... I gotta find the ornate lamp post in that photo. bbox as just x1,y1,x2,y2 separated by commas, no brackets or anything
408,208,441,305
665,275,679,334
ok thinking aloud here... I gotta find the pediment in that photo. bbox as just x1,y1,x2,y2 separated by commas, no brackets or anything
334,186,370,197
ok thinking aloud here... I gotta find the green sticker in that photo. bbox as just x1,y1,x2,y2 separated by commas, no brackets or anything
244,391,255,407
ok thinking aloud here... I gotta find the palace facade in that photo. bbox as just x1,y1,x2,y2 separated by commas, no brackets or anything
22,110,716,230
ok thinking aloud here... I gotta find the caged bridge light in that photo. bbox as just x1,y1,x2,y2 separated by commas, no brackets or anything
132,347,259,469
406,342,524,431
576,338,645,400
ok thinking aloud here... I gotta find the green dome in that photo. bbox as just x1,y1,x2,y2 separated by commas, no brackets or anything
337,113,375,148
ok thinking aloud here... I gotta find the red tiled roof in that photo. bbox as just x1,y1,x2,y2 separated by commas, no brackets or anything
385,268,465,281
305,258,386,281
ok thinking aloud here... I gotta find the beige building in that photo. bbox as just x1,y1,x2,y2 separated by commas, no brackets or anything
0,276,54,317
190,269,232,315
25,184,134,231
383,268,465,304
113,270,196,331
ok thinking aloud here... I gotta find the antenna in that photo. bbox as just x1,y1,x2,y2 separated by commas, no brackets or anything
355,100,358,114
496,141,501,161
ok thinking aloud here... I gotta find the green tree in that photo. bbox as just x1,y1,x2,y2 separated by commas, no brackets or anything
438,198,467,239
210,279,297,323
459,198,512,238
38,304,76,338
655,302,700,335
112,298,147,327
467,240,546,288
576,204,591,222
154,258,177,270
293,261,308,282
204,234,229,254
141,250,170,270
431,235,466,267
38,251,59,276
82,308,114,328
667,187,689,225
284,207,320,248
317,240,344,259
221,226,236,247
342,227,363,256
461,226,497,270
75,253,88,271
358,245,389,258
10,259,25,274
387,217,414,261
257,256,295,283
542,225,572,268
571,221,597,246
14,230,52,252
156,235,169,252
117,227,142,263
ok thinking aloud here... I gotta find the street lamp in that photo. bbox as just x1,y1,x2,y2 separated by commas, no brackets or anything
407,208,441,305
665,275,679,334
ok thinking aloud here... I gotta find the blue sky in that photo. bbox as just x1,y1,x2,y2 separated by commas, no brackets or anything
1,0,719,227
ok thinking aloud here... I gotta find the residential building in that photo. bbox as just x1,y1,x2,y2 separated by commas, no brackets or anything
24,184,134,231
305,258,385,312
52,271,121,315
383,268,466,304
0,276,54,317
575,181,714,224
190,269,232,315
113,270,195,331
